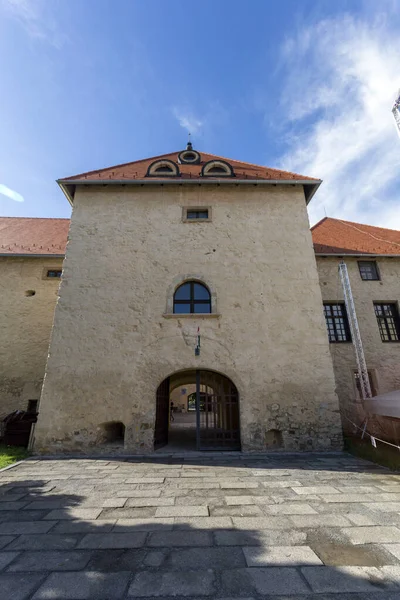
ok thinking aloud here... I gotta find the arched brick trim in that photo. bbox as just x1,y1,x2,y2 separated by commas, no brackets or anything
146,160,180,177
201,159,234,177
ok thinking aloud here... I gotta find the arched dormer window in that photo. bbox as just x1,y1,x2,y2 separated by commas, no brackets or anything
201,160,234,177
146,160,180,177
173,281,211,314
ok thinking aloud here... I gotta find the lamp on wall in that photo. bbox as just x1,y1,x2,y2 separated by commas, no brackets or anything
195,327,201,356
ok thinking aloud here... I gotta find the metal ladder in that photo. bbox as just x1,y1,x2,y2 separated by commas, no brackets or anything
338,260,372,400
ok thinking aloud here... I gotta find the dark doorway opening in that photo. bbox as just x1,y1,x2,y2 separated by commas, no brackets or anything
154,369,240,452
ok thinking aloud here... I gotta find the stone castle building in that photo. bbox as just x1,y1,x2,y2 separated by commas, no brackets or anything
1,146,399,453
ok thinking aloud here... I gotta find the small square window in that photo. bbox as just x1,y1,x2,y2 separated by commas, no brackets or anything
358,261,379,281
183,207,211,222
46,269,62,279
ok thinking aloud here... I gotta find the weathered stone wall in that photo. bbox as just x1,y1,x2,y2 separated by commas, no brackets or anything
0,257,62,417
316,256,400,439
34,184,343,453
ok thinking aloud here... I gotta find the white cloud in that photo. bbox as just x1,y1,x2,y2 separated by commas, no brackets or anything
0,183,24,202
172,107,204,135
1,0,68,48
277,12,400,228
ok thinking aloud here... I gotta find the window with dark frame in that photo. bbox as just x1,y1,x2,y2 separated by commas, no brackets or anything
374,303,400,342
47,269,62,278
186,209,209,220
358,261,380,280
173,281,211,314
323,303,351,342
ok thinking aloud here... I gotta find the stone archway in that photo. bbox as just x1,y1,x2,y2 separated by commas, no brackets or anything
154,369,240,451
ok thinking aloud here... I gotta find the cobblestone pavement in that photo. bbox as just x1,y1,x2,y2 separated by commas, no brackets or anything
1,452,400,599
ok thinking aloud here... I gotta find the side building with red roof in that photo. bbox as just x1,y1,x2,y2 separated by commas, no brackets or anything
0,218,68,418
312,217,400,440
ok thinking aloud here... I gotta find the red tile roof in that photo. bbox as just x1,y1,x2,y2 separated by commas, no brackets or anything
312,217,400,255
0,217,69,255
2,216,399,257
60,150,319,183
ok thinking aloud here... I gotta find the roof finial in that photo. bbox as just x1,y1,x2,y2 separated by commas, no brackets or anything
186,133,193,150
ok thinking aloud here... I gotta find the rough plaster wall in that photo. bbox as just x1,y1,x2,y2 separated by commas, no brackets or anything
0,257,62,416
35,184,342,453
316,257,400,439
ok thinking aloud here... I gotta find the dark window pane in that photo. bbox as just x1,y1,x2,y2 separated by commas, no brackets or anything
207,166,227,173
323,303,351,343
174,303,191,314
193,283,210,300
174,283,191,300
187,210,208,220
154,166,173,173
194,303,211,313
358,261,379,280
374,303,400,342
47,270,62,278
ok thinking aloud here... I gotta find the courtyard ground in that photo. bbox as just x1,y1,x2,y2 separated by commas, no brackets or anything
0,452,400,599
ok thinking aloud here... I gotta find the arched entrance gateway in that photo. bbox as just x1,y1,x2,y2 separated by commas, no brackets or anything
154,369,240,451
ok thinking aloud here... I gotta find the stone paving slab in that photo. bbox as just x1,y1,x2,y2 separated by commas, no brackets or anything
0,521,54,535
243,545,323,566
115,518,174,531
155,505,209,517
129,569,216,596
147,530,212,547
301,565,385,593
169,546,246,569
1,453,400,598
221,567,310,595
8,550,92,571
33,571,131,599
0,535,16,549
0,551,19,570
385,545,400,560
78,532,147,549
291,515,352,527
44,508,103,520
6,534,81,551
341,526,400,544
0,573,46,600
214,529,307,546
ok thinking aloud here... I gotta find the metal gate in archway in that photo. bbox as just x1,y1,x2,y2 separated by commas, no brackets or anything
155,369,240,451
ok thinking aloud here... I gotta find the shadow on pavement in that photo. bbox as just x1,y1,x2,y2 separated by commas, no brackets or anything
0,459,399,599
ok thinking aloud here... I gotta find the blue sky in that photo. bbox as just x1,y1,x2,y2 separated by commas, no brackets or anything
1,0,400,227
